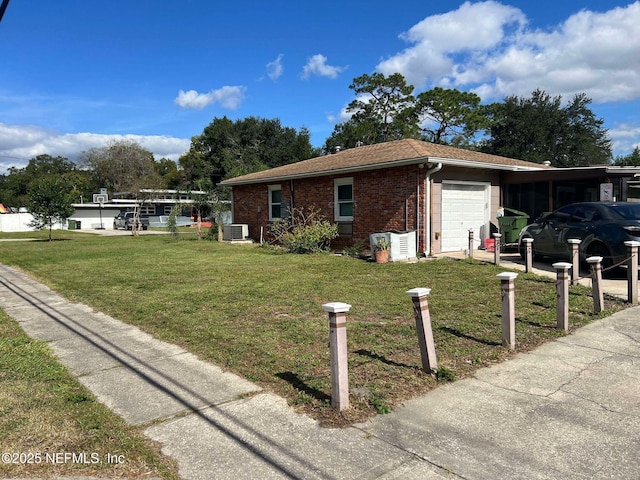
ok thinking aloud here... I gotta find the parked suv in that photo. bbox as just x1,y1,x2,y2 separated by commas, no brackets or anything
113,212,149,231
518,202,640,270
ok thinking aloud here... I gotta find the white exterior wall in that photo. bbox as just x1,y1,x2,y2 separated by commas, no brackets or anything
0,213,37,232
68,208,121,230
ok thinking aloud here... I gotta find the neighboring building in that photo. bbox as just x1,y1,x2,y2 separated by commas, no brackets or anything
69,189,212,230
220,139,548,255
502,166,640,220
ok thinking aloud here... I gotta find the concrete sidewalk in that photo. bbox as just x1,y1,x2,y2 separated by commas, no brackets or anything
1,262,639,479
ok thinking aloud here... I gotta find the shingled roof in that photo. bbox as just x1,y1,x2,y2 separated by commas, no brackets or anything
220,138,548,186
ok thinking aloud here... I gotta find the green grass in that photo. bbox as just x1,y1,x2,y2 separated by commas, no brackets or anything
0,235,628,426
0,230,99,240
0,310,180,479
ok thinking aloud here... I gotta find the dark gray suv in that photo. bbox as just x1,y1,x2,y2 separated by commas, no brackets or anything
518,202,640,270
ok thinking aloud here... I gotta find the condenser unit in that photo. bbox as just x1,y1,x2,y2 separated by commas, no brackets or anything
369,231,417,262
223,224,249,241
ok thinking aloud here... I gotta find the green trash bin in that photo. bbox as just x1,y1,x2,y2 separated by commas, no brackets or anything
498,208,529,244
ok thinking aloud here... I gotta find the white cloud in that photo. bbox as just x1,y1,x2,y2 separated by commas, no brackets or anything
174,86,246,110
376,1,640,103
609,123,640,156
378,1,526,89
266,54,284,81
301,54,345,79
326,105,353,125
0,123,190,172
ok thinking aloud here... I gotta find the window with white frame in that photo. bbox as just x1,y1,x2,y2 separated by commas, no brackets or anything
139,205,155,215
268,185,282,220
334,178,353,221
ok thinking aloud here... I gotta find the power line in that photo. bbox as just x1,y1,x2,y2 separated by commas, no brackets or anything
0,154,31,161
0,0,11,23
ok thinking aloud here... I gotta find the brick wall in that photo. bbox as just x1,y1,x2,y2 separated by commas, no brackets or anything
231,165,427,251
230,164,501,254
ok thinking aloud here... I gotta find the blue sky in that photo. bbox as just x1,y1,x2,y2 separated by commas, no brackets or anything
1,0,640,173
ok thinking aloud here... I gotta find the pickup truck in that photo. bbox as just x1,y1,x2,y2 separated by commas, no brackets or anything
113,212,149,231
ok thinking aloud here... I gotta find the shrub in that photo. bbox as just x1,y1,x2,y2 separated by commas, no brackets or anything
271,207,338,254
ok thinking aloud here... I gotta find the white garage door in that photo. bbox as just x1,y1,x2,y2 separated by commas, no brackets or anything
441,182,489,252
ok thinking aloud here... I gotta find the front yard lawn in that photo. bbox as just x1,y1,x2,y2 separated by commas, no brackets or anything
0,309,180,479
1,234,628,426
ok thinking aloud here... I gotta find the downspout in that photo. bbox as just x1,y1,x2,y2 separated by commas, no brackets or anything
290,180,295,214
425,162,443,256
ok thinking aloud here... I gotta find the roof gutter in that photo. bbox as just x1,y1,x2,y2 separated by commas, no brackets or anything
427,157,546,172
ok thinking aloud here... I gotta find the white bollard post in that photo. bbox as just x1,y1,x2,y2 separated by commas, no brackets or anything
493,233,502,266
406,288,438,373
568,239,581,285
523,238,534,273
586,256,604,313
468,229,474,259
322,302,351,411
497,272,518,350
553,262,572,332
625,241,640,305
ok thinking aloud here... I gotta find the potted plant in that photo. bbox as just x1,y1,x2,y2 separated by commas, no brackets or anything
373,237,390,263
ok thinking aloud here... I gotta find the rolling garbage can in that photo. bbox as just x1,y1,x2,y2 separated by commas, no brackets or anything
497,208,529,245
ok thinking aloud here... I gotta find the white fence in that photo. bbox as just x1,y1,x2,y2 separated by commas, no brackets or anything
0,213,65,232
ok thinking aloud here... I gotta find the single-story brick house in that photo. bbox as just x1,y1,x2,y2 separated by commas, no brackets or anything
220,139,548,255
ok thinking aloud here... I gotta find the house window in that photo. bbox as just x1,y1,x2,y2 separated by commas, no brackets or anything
334,178,353,221
269,185,282,220
139,205,155,215
163,206,173,215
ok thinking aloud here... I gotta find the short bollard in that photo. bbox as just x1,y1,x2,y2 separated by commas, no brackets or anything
322,302,351,411
625,241,640,305
468,229,474,259
568,239,581,285
587,256,604,313
406,288,438,373
553,262,572,332
493,233,502,266
497,272,518,349
523,238,534,273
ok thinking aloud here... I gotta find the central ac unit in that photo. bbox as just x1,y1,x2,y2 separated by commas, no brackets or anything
223,224,249,241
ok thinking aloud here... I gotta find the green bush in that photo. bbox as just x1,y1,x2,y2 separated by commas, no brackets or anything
271,207,338,254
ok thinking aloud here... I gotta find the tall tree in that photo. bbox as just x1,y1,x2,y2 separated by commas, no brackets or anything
28,175,75,241
81,140,165,194
613,146,640,166
415,87,489,145
482,89,612,166
325,73,417,152
80,140,165,235
0,154,91,208
154,157,182,189
180,116,318,187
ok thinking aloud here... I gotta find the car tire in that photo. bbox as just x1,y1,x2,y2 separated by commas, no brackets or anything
519,237,530,259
